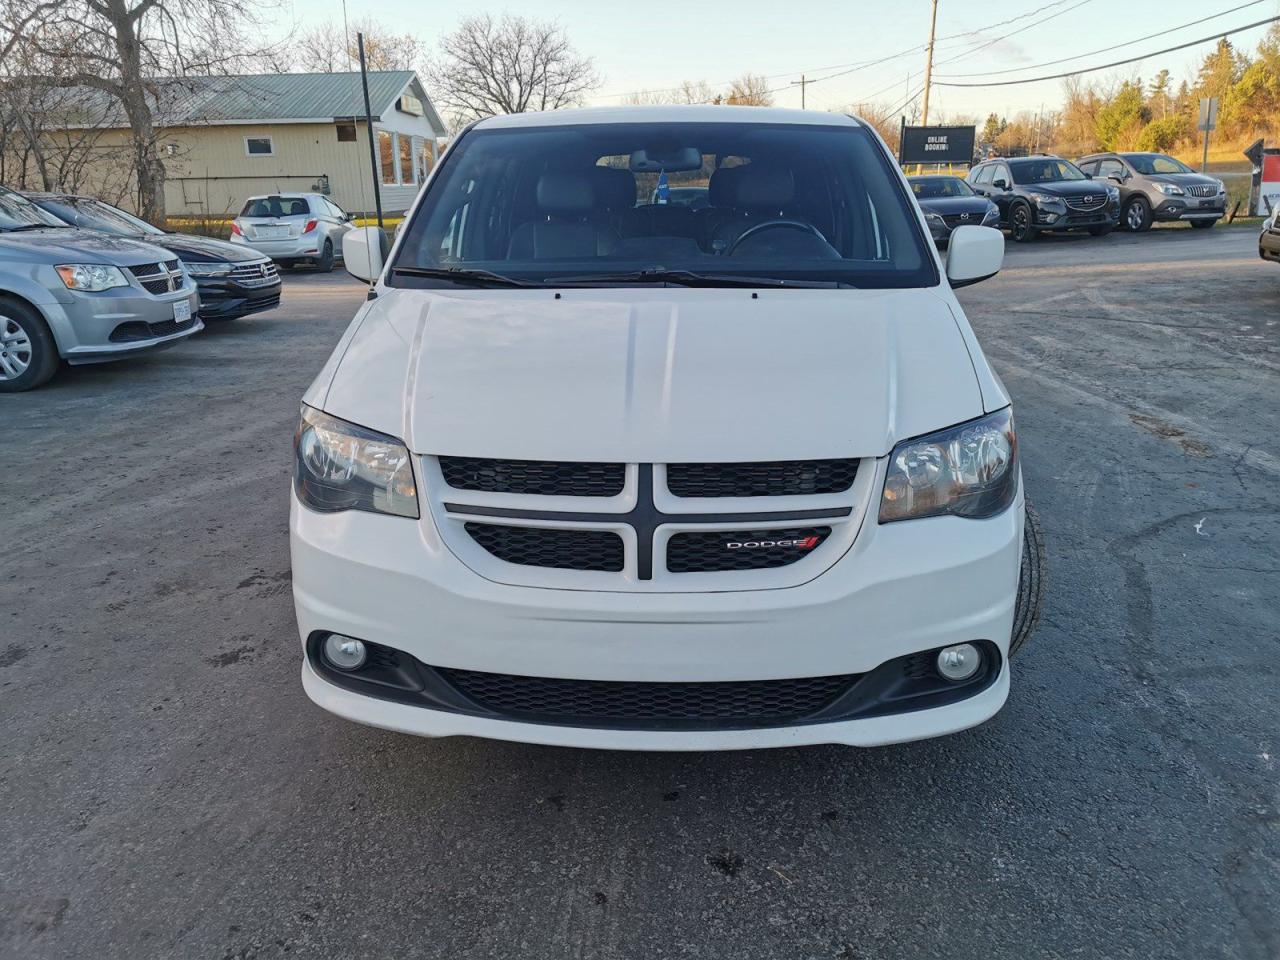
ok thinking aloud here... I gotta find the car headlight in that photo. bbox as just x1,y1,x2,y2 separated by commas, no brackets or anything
293,405,418,518
1216,180,1227,195
925,212,946,228
1027,192,1063,207
880,408,1017,523
54,264,129,291
1106,186,1120,201
184,261,234,277
981,205,1001,224
1153,182,1184,196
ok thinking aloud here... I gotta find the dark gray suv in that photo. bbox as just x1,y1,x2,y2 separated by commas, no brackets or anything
1077,152,1227,232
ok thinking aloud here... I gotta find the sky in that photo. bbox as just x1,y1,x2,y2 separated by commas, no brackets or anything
283,0,1280,122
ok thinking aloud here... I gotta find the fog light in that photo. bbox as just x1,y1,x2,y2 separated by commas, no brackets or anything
936,643,981,682
323,634,367,671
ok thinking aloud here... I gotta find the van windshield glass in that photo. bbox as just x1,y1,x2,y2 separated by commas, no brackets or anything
391,121,937,288
0,190,68,230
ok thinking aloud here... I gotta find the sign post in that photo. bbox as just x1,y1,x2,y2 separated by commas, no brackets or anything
1198,97,1219,174
898,125,977,167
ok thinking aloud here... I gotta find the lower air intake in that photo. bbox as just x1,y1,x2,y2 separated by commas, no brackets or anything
463,522,624,572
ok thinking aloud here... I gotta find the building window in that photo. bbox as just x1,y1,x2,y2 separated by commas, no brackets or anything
336,122,357,142
398,134,414,184
378,131,395,186
244,136,274,157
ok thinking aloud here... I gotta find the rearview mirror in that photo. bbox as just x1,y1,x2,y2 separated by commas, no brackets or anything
630,147,702,172
946,225,1004,288
342,226,389,283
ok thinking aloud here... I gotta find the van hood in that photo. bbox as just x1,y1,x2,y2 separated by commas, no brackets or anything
0,228,175,266
322,287,986,461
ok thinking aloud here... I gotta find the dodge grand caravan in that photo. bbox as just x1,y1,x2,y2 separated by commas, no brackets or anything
292,106,1044,751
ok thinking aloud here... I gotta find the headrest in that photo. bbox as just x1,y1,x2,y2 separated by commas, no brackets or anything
708,164,745,207
590,166,636,210
537,172,594,215
733,165,794,210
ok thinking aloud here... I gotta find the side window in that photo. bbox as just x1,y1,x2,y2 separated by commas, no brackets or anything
379,131,396,186
1078,160,1098,175
1098,159,1124,179
994,164,1011,186
972,164,993,186
245,136,273,157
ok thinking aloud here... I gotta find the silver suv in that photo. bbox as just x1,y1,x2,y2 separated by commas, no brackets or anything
1077,152,1227,232
229,193,353,271
0,188,201,392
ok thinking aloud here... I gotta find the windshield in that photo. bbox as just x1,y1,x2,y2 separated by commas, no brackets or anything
1122,153,1193,176
38,197,163,236
391,121,936,288
909,176,974,199
241,196,311,218
1011,159,1087,184
0,189,68,231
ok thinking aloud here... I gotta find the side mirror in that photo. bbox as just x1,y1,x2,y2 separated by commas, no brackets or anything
992,178,1008,190
342,226,389,283
946,225,1004,289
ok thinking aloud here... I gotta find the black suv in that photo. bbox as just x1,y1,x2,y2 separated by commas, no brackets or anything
967,155,1120,242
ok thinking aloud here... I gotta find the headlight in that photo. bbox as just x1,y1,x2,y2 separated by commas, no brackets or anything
293,405,418,518
1153,182,1184,196
1106,186,1120,201
981,205,1001,224
54,264,128,291
1027,192,1063,207
925,212,946,227
1216,180,1227,195
880,408,1017,523
184,261,234,276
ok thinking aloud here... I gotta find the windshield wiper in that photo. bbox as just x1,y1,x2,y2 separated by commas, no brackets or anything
391,265,543,288
3,223,64,232
550,268,848,289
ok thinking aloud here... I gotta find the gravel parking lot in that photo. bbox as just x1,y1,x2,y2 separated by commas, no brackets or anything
3,227,1277,960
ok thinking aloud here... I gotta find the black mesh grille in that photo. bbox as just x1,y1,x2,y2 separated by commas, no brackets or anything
108,318,190,342
667,460,858,498
464,522,623,572
667,527,830,573
436,668,859,729
440,456,624,497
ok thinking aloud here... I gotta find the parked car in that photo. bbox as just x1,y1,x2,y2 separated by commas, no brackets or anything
968,155,1120,242
649,186,711,208
1259,205,1280,263
1077,152,1228,232
907,175,1000,245
291,106,1045,751
24,193,281,321
0,187,200,392
230,193,353,271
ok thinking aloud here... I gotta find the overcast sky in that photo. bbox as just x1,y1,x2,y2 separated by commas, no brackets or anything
294,0,1280,120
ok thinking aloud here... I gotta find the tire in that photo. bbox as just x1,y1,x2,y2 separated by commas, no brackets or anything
1010,203,1039,243
1010,499,1047,658
1189,219,1217,230
0,299,59,392
1122,195,1152,232
315,240,334,272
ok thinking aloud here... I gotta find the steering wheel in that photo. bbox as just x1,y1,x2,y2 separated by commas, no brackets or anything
725,219,827,256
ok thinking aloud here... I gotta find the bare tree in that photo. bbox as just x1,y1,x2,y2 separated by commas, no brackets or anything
725,74,773,107
429,14,598,122
1,0,279,223
296,24,348,73
625,79,719,106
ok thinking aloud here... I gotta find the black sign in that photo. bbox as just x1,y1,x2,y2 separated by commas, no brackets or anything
1244,138,1265,168
899,125,976,165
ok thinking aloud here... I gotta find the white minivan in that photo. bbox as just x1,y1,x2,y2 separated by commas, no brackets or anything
291,106,1044,751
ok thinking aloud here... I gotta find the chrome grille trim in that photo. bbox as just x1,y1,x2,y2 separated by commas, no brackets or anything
1065,195,1107,212
128,259,186,296
228,260,280,287
1185,185,1217,198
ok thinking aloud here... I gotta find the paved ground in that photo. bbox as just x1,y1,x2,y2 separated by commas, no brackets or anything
3,227,1278,960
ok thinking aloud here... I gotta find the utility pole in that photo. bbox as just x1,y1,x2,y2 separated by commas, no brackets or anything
920,0,939,127
358,32,384,229
790,74,809,109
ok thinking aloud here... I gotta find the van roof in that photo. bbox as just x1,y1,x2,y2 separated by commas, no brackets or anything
472,105,866,130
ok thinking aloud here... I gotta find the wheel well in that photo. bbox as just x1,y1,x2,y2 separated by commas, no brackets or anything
0,292,61,351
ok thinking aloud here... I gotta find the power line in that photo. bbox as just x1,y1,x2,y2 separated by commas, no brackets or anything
934,13,1280,86
935,0,1268,77
931,0,1098,68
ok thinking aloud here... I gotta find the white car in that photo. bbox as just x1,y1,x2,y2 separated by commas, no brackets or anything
291,106,1042,751
230,193,353,271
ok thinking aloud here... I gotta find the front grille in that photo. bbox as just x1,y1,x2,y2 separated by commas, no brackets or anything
1065,196,1107,212
440,456,624,496
942,213,978,226
464,522,624,572
436,667,859,729
667,527,830,573
128,259,185,295
229,260,280,287
1185,185,1217,198
667,459,857,498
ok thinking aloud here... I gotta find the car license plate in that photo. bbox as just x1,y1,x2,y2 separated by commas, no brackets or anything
173,300,192,323
257,225,287,238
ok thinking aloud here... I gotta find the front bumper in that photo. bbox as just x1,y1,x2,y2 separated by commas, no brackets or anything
1035,204,1120,230
290,479,1023,750
1260,226,1280,262
230,234,324,260
195,277,282,320
41,285,202,363
1154,197,1225,222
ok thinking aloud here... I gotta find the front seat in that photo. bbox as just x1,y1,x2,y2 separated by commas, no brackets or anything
508,172,616,259
710,164,796,253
